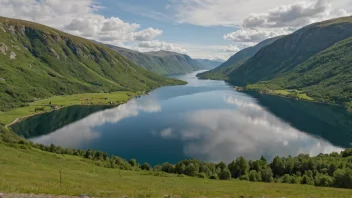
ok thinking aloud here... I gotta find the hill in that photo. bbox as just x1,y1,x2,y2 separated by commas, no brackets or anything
0,17,183,112
197,36,282,80
196,59,223,70
107,45,204,75
227,16,352,107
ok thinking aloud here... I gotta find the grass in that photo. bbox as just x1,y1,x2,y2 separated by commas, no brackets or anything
0,91,137,126
271,90,315,101
1,144,352,198
245,84,315,102
347,102,352,112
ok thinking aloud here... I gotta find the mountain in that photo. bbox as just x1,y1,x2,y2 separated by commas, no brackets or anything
0,17,183,111
107,45,204,75
197,36,282,80
196,59,223,70
229,16,352,107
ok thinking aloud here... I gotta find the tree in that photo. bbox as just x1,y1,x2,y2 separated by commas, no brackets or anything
261,167,273,182
271,156,285,177
128,158,137,167
333,168,352,188
216,161,227,170
219,168,231,180
228,157,249,178
249,170,261,182
141,163,151,171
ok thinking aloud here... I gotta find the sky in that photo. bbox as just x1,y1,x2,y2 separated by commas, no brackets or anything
0,0,351,61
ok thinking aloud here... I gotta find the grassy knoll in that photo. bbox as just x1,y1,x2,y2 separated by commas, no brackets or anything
0,91,137,126
0,144,352,198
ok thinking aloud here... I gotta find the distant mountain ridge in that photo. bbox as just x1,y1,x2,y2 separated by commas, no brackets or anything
197,36,282,80
107,45,205,75
196,59,223,70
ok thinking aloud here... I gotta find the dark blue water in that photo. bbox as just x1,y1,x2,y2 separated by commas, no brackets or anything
11,71,352,165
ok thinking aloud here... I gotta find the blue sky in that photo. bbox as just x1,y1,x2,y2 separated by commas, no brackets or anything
1,0,351,60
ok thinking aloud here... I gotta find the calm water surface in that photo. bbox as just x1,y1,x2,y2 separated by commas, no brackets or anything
12,71,352,165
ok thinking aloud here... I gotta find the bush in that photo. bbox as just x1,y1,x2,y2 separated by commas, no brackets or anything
141,162,151,171
219,169,231,180
281,174,291,183
209,174,219,180
315,174,333,187
239,174,249,181
249,170,262,182
196,172,207,179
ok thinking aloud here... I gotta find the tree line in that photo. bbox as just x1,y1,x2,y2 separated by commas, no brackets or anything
1,125,352,189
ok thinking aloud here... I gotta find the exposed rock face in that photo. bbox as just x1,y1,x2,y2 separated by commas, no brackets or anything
0,43,8,55
50,48,60,60
10,52,16,60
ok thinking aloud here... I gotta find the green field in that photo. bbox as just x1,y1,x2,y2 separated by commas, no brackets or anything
0,91,137,126
245,84,315,101
1,144,352,198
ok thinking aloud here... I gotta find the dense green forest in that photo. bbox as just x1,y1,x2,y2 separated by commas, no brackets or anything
1,124,352,189
0,17,184,112
196,36,281,80
107,45,205,75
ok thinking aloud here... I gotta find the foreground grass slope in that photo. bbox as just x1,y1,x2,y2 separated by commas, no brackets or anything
0,17,183,112
108,45,204,75
1,144,352,198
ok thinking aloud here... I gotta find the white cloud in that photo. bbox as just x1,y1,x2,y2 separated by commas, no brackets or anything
223,45,240,53
224,28,290,42
137,40,188,54
242,0,349,29
222,0,350,43
173,0,351,27
0,0,163,45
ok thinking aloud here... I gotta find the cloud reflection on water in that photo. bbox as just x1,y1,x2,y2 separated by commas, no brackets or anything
30,99,161,147
174,95,343,162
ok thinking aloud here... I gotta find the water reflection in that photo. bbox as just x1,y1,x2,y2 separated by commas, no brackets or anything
179,95,343,162
11,71,351,164
28,99,162,148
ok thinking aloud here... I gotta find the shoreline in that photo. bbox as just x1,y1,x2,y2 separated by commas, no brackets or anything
3,92,142,128
236,87,350,111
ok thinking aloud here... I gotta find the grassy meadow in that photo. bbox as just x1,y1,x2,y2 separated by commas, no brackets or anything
0,91,137,126
1,144,352,198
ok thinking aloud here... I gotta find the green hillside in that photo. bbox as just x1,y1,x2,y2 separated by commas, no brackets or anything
226,16,352,108
197,36,281,80
0,17,184,112
107,45,204,75
247,36,352,106
228,16,352,85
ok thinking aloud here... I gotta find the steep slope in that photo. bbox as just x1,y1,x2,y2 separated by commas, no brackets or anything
0,17,183,111
228,16,352,85
196,59,223,70
248,36,352,106
197,36,281,80
107,45,204,75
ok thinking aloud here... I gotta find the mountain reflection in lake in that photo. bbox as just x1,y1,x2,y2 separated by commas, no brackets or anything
12,71,352,165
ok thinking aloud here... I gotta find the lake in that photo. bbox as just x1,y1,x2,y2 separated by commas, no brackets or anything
11,71,352,165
